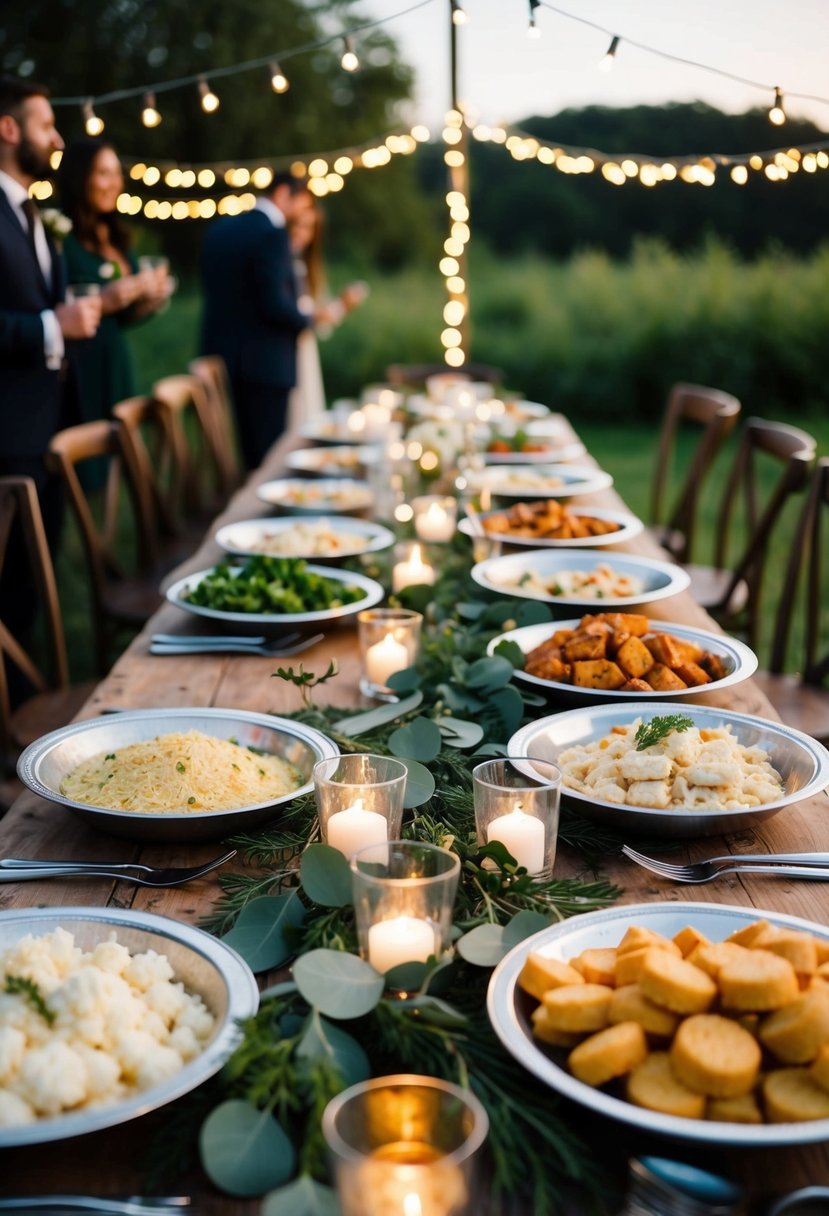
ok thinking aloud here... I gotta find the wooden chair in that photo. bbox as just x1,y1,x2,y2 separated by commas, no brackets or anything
751,458,829,742
385,362,503,388
0,477,95,789
650,383,741,562
188,356,242,498
152,373,233,520
46,422,163,675
684,418,816,652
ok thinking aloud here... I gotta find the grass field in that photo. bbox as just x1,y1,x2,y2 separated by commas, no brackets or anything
46,247,829,686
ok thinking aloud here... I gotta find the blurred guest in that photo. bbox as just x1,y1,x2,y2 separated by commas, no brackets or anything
0,76,100,698
200,172,312,470
59,138,171,430
287,203,367,428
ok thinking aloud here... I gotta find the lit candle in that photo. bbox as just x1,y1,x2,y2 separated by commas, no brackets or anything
392,544,436,594
414,501,455,543
486,803,545,874
327,798,389,858
368,916,437,973
361,401,392,441
366,631,409,688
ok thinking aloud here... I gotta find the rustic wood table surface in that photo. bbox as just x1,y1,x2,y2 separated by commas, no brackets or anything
1,424,827,1212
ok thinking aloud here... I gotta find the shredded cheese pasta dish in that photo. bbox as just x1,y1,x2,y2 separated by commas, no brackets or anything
60,730,301,814
559,720,785,811
495,562,646,601
240,520,370,557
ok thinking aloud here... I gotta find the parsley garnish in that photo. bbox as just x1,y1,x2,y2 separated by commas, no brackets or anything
635,714,695,751
5,975,55,1024
176,761,186,773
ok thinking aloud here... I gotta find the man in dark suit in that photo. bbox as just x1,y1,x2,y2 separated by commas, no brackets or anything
200,172,313,470
0,76,100,682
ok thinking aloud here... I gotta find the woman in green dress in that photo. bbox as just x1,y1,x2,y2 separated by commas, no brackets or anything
58,139,170,430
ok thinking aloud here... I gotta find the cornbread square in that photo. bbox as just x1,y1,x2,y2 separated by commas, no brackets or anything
568,1021,648,1087
638,949,717,1015
518,953,584,1001
627,1052,706,1119
670,1014,761,1098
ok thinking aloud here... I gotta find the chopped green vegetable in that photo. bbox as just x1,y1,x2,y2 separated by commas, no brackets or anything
635,714,695,751
5,975,55,1024
176,761,186,774
183,556,364,616
187,796,196,805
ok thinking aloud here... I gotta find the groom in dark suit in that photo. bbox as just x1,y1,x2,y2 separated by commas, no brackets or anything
200,172,313,470
0,76,101,682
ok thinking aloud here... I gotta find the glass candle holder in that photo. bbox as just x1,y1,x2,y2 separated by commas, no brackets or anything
351,841,460,977
472,756,561,879
314,754,408,860
359,608,422,700
412,495,458,544
323,1074,489,1216
392,541,436,594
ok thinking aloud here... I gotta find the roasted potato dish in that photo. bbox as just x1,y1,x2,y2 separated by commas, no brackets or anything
484,500,622,541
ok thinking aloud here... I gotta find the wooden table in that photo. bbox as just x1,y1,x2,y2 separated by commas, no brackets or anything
2,428,828,1212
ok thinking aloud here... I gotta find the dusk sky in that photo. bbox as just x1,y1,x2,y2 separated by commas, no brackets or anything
366,0,829,137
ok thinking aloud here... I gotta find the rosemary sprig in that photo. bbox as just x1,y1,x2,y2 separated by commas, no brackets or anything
5,975,55,1024
634,713,694,750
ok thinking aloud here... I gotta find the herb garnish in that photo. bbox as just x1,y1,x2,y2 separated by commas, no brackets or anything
635,713,694,751
5,975,55,1024
176,761,186,773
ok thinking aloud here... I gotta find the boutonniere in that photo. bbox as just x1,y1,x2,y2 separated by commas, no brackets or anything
98,260,121,281
39,207,72,248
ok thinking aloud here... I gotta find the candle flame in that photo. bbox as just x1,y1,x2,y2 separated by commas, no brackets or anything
403,1194,423,1216
511,801,525,816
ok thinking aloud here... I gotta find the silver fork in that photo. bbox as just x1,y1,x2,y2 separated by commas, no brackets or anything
622,845,829,884
0,848,236,887
150,632,323,656
0,1198,190,1214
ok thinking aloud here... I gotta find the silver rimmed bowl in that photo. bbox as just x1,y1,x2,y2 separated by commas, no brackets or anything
215,516,395,563
458,506,644,550
508,702,829,838
466,463,613,501
18,707,339,841
0,906,258,1146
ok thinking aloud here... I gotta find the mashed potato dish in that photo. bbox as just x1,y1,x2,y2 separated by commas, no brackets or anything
0,927,215,1126
60,729,301,814
559,719,785,811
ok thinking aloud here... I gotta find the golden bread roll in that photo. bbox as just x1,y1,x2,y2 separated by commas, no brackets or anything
531,1005,584,1048
608,984,680,1038
638,949,717,1015
617,926,680,957
626,1052,706,1119
751,927,818,977
575,948,617,987
519,953,585,1001
542,983,613,1033
764,1068,829,1122
707,1093,763,1124
759,988,829,1064
670,1014,761,1097
686,941,751,979
718,949,799,1011
673,926,710,958
568,1021,648,1087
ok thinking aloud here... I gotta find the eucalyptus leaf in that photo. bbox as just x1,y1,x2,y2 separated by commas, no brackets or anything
455,923,508,966
503,909,552,950
456,601,485,620
397,757,436,808
258,980,299,1002
436,717,484,749
388,716,442,762
293,949,384,1019
300,844,353,908
263,1177,339,1216
297,1008,370,1087
450,654,468,682
330,691,423,737
521,689,548,707
383,960,428,991
436,683,484,713
466,655,515,692
515,600,553,626
489,684,525,735
397,583,435,613
200,1099,295,1197
386,666,421,694
221,892,306,973
480,599,523,628
402,994,469,1029
472,742,508,758
493,639,525,669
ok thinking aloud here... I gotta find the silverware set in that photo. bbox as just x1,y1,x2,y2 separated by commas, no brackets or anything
150,632,323,656
0,1198,190,1214
623,845,829,884
0,849,235,887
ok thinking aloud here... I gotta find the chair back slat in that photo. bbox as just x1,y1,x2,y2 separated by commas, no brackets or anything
154,373,232,516
188,356,241,496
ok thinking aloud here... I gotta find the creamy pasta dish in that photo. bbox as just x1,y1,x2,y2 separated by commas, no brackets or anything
496,562,646,601
238,521,370,558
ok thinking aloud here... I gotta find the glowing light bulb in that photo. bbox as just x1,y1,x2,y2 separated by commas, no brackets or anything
82,101,104,136
199,79,220,113
341,36,359,71
769,87,786,126
451,0,467,25
141,92,161,128
599,35,620,72
269,62,289,93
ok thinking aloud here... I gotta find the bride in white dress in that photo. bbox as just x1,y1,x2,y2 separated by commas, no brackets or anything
287,205,367,430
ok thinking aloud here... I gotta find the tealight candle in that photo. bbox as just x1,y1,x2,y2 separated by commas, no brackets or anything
366,632,409,688
327,797,389,859
392,543,436,593
413,496,457,544
358,608,422,700
367,916,437,974
486,802,546,874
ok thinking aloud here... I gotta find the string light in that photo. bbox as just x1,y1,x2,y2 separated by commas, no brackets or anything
82,100,104,136
451,0,467,25
198,78,220,114
340,36,359,72
599,35,620,72
269,62,289,94
141,92,161,128
769,87,786,126
527,0,541,38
